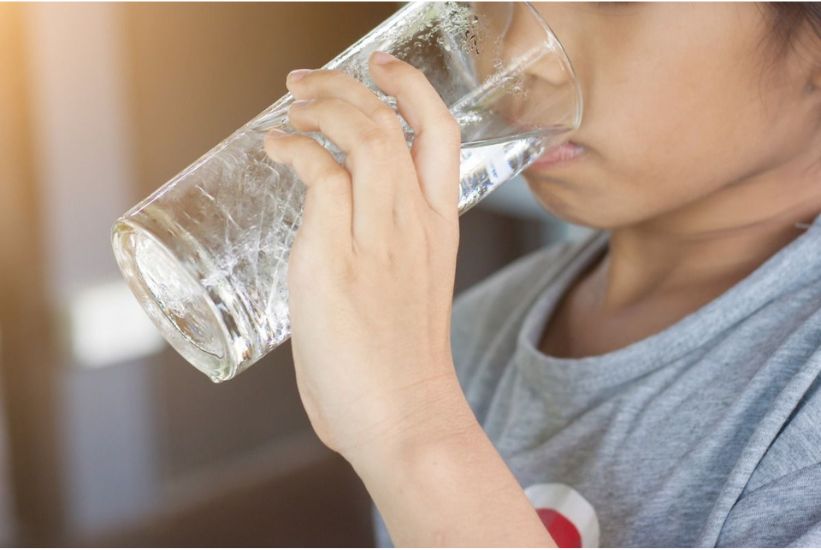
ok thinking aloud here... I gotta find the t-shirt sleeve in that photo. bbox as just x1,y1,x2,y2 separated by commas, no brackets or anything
716,371,821,547
372,502,393,548
715,463,821,547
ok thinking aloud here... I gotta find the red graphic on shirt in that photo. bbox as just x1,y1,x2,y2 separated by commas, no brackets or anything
524,483,600,547
536,508,582,548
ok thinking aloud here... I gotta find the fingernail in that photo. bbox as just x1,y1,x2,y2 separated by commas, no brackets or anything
290,99,312,109
287,69,311,82
372,51,397,65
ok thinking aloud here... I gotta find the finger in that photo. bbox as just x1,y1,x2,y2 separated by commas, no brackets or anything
288,69,427,224
368,51,461,220
288,98,418,248
263,130,353,253
286,69,397,127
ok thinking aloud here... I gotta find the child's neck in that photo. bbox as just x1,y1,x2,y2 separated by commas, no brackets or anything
600,159,821,312
539,142,821,359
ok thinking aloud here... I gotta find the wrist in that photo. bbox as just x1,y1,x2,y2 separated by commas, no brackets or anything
344,371,480,475
343,376,554,547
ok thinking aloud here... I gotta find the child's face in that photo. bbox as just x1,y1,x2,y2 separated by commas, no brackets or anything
521,3,820,229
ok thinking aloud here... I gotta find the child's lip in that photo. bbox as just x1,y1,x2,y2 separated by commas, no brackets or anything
529,141,585,169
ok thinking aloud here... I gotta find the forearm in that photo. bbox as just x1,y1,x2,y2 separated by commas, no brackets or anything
348,390,556,547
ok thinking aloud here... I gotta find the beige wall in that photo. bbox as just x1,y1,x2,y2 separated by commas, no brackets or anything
0,2,558,545
4,3,402,545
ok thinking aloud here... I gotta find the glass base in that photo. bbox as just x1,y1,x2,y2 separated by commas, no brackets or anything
111,219,237,382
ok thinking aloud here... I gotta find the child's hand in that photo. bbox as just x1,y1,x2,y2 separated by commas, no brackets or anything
263,52,473,463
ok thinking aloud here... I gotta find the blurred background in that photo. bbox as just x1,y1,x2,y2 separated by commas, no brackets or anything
0,2,590,546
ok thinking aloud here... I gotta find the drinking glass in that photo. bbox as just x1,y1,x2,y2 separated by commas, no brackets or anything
112,1,582,382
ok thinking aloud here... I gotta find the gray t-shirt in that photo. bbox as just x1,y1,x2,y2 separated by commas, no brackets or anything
373,212,821,547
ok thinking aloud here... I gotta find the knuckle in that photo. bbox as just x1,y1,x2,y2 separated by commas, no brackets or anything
316,167,348,187
359,127,388,150
326,97,348,111
355,232,395,265
380,244,399,269
373,107,401,130
438,115,461,144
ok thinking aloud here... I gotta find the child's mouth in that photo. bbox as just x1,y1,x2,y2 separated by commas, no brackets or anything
529,141,585,170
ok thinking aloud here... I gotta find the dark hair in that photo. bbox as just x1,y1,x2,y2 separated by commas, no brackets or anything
763,3,821,59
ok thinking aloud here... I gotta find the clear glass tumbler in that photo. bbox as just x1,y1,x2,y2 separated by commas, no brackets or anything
112,1,582,382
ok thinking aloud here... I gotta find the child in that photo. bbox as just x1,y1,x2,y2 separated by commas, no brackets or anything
265,2,821,546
